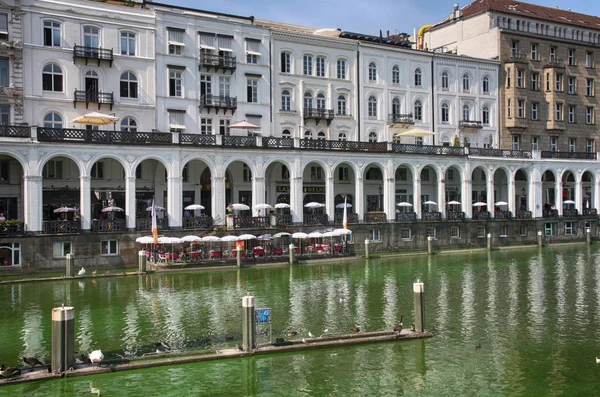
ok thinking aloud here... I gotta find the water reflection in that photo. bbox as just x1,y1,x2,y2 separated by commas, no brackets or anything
527,252,546,340
20,307,45,361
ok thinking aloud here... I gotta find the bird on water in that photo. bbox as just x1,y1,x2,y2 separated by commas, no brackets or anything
284,331,297,337
89,350,104,364
596,357,600,364
475,343,482,349
0,365,21,378
22,356,43,368
308,331,314,338
351,326,360,334
393,316,404,333
78,267,86,276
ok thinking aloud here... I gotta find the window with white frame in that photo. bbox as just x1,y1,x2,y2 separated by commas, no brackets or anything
199,33,215,51
246,78,258,103
168,110,185,132
281,52,291,73
586,107,594,124
304,92,313,109
530,43,538,60
414,100,422,121
369,229,381,241
531,102,539,120
568,49,576,66
482,106,490,125
426,227,436,238
482,76,490,93
219,119,230,135
368,131,378,142
507,99,511,118
246,116,261,131
337,59,346,79
317,131,326,140
338,132,347,141
200,118,212,134
555,73,563,91
169,69,182,97
338,166,349,181
281,90,291,111
441,103,450,123
442,71,449,90
310,166,323,180
120,117,137,132
545,222,557,236
531,136,539,150
303,54,313,75
512,135,520,150
555,103,563,121
414,68,422,87
546,102,551,120
463,74,470,92
550,46,556,62
337,95,347,115
568,76,576,94
550,137,558,152
568,105,576,123
477,226,486,238
586,139,594,152
517,69,524,88
506,67,511,87
120,31,136,56
450,225,460,238
101,240,119,256
462,104,470,121
52,241,72,258
564,222,574,235
0,105,8,124
531,72,539,90
0,13,6,40
245,39,260,64
401,228,412,241
42,64,63,92
43,112,63,128
219,76,230,97
200,74,212,97
520,224,528,236
315,92,325,109
83,26,100,48
499,225,508,237
368,62,377,82
368,95,377,118
217,35,232,53
43,160,63,178
586,51,594,68
568,138,576,152
392,65,400,84
91,162,104,179
167,28,184,55
316,56,326,77
120,72,138,99
587,78,594,96
517,100,525,118
44,21,61,47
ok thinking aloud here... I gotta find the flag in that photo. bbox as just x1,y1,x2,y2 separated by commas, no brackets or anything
151,199,158,245
342,196,348,230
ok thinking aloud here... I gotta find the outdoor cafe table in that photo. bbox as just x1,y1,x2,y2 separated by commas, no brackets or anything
253,247,266,256
209,250,222,259
165,253,180,261
272,247,284,256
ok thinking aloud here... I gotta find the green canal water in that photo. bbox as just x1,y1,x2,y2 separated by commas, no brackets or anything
1,247,600,396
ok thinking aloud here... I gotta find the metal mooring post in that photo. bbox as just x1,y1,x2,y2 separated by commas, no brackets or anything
413,281,425,333
51,306,75,374
65,253,74,278
242,296,256,351
537,231,543,248
237,245,243,268
364,239,370,259
427,236,433,255
289,243,295,265
586,228,591,245
138,250,146,273
487,233,492,251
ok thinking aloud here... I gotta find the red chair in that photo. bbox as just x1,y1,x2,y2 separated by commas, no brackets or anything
273,248,284,256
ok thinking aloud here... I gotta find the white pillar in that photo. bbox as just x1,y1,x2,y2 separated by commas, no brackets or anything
355,176,365,221
438,176,446,218
385,177,395,222
252,176,266,216
486,177,494,218
555,178,562,216
23,175,43,232
325,176,335,223
212,175,226,225
290,176,303,224
594,174,600,212
575,174,582,214
413,177,422,219
463,178,472,218
508,177,516,215
125,176,136,230
532,180,543,218
167,176,182,228
80,175,91,231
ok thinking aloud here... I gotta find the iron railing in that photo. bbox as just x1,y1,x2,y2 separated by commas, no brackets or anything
459,120,483,129
263,137,294,148
199,94,237,111
0,125,31,138
494,210,512,219
334,213,359,224
303,213,329,225
396,212,417,222
43,220,80,234
136,218,168,231
446,211,465,221
392,143,465,156
543,209,559,218
304,107,335,120
92,219,126,232
222,135,256,147
541,151,597,160
179,133,217,146
37,128,172,145
74,90,114,105
583,208,598,216
199,53,236,70
299,139,387,152
183,216,213,230
364,212,387,223
276,214,293,227
422,212,442,221
472,211,490,220
388,113,414,124
73,45,113,64
562,209,579,217
516,211,532,219
0,222,24,235
469,147,533,159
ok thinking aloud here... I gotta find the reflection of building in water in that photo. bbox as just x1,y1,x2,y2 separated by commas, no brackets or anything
382,275,398,329
76,307,93,356
460,267,476,340
21,307,45,360
122,303,140,356
527,254,546,340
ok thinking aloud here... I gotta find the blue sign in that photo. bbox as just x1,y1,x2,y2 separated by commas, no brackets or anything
255,308,272,324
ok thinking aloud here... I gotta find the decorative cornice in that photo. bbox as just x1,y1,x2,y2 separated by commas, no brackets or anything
272,32,357,51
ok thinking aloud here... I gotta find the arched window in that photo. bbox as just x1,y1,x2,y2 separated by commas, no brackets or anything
392,97,401,115
442,136,451,147
304,130,314,139
462,73,470,92
368,131,378,142
316,92,326,109
337,94,347,115
414,100,423,121
368,95,377,118
482,106,490,125
482,76,490,93
338,132,347,141
392,65,400,84
43,112,63,128
120,71,138,99
282,129,292,138
281,89,291,111
368,61,377,82
414,68,422,87
463,104,471,121
303,92,313,109
317,131,326,140
441,71,449,90
42,63,63,92
441,103,450,123
120,117,137,132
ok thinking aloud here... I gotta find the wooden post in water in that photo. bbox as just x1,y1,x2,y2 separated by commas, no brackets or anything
242,296,255,351
51,306,75,374
289,243,295,265
586,228,591,245
427,236,433,255
65,253,74,278
537,231,543,248
364,239,370,259
237,245,243,268
487,233,492,251
138,250,146,273
413,281,425,332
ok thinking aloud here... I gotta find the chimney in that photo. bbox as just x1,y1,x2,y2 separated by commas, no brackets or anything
387,30,390,38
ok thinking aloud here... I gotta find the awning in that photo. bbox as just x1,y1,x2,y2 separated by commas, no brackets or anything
218,47,233,52
168,124,186,130
246,50,261,56
199,44,216,50
168,41,186,46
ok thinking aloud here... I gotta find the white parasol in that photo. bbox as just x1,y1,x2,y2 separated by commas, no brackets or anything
273,232,291,238
274,203,291,209
472,202,487,207
238,234,257,240
396,202,413,207
229,121,260,130
336,202,352,209
101,206,124,212
180,235,202,243
147,205,165,212
229,203,250,211
291,232,309,239
304,202,325,209
495,201,509,206
54,206,77,213
423,201,438,206
447,200,461,205
184,204,205,211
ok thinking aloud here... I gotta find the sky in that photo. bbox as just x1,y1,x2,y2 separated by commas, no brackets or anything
157,0,600,37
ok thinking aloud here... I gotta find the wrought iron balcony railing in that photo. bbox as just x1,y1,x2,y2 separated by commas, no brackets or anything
73,45,113,66
37,128,172,145
392,143,465,156
541,151,597,160
422,212,442,222
583,208,598,216
179,133,217,146
562,209,579,217
516,211,532,219
388,113,414,125
262,137,294,149
222,135,256,147
74,90,114,110
364,212,387,223
92,219,126,232
183,216,213,230
199,94,237,113
43,220,80,234
304,107,335,125
199,53,236,71
396,212,417,222
494,210,512,219
459,120,483,129
0,125,31,138
469,147,532,159
446,211,465,221
472,211,490,220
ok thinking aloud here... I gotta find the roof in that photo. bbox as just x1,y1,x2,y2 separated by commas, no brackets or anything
339,31,411,48
433,0,600,31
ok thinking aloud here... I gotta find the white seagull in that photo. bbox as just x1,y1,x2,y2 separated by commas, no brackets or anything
596,357,600,364
78,267,86,276
89,350,104,364
308,332,314,338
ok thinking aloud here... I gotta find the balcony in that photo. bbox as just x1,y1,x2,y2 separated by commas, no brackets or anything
299,139,387,152
506,52,528,63
562,209,578,217
541,151,597,160
459,120,483,130
446,211,465,221
543,209,559,218
91,219,126,232
183,215,213,230
422,212,442,222
472,211,490,221
364,212,387,223
545,58,565,68
494,210,512,219
199,94,237,115
304,107,335,126
391,143,465,156
516,211,532,219
303,213,329,226
136,217,168,231
73,90,114,110
388,113,414,128
262,137,294,149
199,53,236,73
334,212,359,224
38,128,172,145
179,133,217,146
0,125,31,138
583,208,598,217
469,147,532,159
223,135,256,147
545,120,565,131
43,220,80,234
73,45,113,67
395,212,417,222
505,117,528,130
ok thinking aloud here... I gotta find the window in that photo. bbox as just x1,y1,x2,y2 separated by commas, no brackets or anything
426,227,436,238
316,93,325,109
555,73,563,91
0,58,7,87
310,166,323,180
281,52,291,73
281,90,291,111
392,65,400,84
282,129,292,138
414,68,422,87
517,69,524,88
120,31,136,56
392,97,401,115
219,119,230,135
531,72,539,90
531,102,539,120
42,64,63,92
550,46,556,62
544,222,557,237
337,95,347,115
568,105,576,123
83,26,100,48
550,137,558,152
101,240,119,256
545,72,550,91
200,118,212,134
338,167,349,181
499,225,508,237
368,131,378,142
219,76,230,97
242,164,252,182
369,229,381,241
507,99,511,118
44,21,61,47
245,39,260,64
564,222,574,236
0,105,8,124
414,100,422,121
546,102,551,121
246,78,258,103
316,56,325,77
338,132,347,141
120,72,138,99
368,62,377,82
586,52,594,68
450,226,460,239
441,103,450,123
586,107,594,124
512,135,520,150
586,139,594,152
442,71,449,90
168,29,184,55
91,162,104,179
304,92,313,109
368,95,377,118
43,112,62,128
52,242,72,258
506,67,511,87
462,104,470,121
168,110,185,132
531,136,539,150
0,13,7,40
303,54,313,75
482,76,490,93
586,79,594,96
169,69,182,97
337,59,346,79
477,226,486,238
462,74,470,92
43,160,63,178
568,138,576,152
401,228,412,241
482,106,490,125
555,103,563,121
530,43,538,60
568,49,575,65
200,74,212,97
120,117,137,132
517,100,525,118
568,77,576,94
